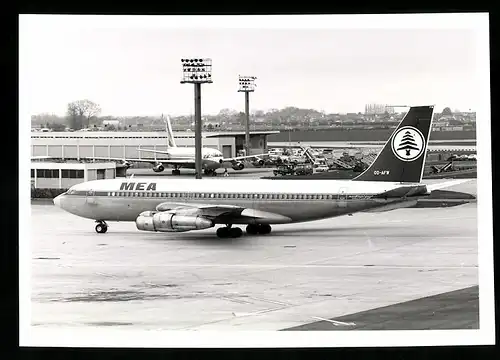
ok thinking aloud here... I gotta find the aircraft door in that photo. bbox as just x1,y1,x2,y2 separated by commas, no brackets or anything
86,189,97,205
338,187,348,208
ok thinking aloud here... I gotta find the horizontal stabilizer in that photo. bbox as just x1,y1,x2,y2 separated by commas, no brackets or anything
425,179,472,192
362,199,419,212
374,184,428,199
411,198,475,208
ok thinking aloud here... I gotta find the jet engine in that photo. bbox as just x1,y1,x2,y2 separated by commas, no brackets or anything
252,159,265,167
135,211,213,232
120,160,133,168
232,162,245,171
153,163,164,172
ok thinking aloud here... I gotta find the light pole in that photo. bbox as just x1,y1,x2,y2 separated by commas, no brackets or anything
238,75,256,157
181,58,213,179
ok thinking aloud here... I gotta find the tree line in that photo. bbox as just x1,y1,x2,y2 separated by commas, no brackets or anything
31,102,470,131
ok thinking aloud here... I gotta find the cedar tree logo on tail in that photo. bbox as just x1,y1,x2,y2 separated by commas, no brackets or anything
391,126,425,162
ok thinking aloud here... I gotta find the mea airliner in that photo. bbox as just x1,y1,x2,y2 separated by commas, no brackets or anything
53,105,474,238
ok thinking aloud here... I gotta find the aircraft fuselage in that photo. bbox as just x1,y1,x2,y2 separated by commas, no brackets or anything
54,178,420,224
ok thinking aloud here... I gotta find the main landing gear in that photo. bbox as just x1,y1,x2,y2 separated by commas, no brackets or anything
95,220,108,234
246,224,272,235
216,225,242,238
171,169,181,175
216,224,272,238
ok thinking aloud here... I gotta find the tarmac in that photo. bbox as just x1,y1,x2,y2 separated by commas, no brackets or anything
30,177,478,331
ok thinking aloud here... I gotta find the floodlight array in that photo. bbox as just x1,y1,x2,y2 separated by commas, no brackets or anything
238,75,257,92
181,58,213,83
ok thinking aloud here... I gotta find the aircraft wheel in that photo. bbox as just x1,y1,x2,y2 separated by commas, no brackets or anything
216,227,229,238
95,223,108,233
258,224,272,234
246,224,259,235
229,227,243,238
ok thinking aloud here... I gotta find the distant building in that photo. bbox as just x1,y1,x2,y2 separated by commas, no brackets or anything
364,104,395,115
103,120,120,127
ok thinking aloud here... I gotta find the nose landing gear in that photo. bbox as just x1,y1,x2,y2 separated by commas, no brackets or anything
95,220,108,233
203,169,218,176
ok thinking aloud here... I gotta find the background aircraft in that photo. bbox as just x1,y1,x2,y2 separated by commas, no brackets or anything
83,115,268,176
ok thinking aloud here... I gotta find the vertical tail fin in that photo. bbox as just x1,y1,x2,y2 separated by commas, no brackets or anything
352,105,435,183
166,115,177,148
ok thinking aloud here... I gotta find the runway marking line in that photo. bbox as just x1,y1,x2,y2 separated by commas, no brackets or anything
311,316,356,326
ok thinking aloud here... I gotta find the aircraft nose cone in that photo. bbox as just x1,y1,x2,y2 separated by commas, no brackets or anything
53,194,62,207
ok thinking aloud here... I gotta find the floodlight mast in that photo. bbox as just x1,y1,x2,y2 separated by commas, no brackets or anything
238,76,256,157
181,58,213,179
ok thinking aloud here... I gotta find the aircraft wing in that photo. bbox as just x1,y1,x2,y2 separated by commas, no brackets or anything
79,156,195,166
222,153,269,162
31,156,56,159
155,202,292,224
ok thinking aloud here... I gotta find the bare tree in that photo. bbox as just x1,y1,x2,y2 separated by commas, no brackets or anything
83,100,101,127
67,102,82,130
66,99,102,130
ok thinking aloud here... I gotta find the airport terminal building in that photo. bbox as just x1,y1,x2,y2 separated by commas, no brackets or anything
31,130,280,160
31,161,116,190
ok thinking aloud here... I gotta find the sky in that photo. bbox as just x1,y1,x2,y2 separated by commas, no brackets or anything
19,14,487,116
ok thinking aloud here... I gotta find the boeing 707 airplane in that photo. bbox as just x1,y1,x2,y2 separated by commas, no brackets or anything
53,105,475,238
87,115,267,176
